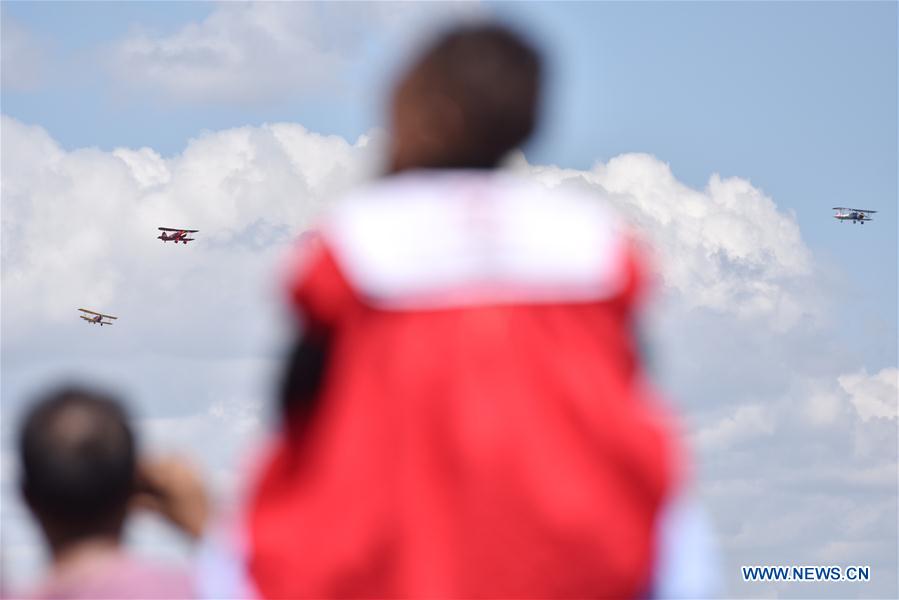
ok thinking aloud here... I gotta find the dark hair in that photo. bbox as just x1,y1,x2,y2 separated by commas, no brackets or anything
19,386,135,536
405,23,542,168
279,334,329,427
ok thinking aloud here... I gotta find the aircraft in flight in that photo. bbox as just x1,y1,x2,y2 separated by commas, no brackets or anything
832,207,876,224
158,227,199,244
78,308,117,326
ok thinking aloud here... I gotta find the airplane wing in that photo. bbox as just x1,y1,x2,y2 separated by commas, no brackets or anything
158,227,199,232
850,208,877,213
78,308,101,316
100,314,118,320
80,315,92,321
182,229,199,233
832,207,846,210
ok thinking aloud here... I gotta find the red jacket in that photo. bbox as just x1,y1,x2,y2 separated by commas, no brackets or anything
248,171,682,598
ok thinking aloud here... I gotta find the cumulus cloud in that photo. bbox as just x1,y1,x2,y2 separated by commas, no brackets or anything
694,404,776,452
1,115,382,355
690,370,897,597
507,152,815,328
839,367,898,422
106,2,482,105
2,118,895,597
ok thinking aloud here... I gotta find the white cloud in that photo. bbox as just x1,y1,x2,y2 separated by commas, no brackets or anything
690,367,897,597
507,152,815,328
1,115,382,352
839,367,898,422
690,369,895,459
107,2,483,105
113,147,170,188
694,404,775,452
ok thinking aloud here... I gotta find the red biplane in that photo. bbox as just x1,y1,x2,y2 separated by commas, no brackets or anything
158,227,199,244
78,308,117,326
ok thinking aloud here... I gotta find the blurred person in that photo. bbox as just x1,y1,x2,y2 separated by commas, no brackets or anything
248,23,715,599
18,385,209,599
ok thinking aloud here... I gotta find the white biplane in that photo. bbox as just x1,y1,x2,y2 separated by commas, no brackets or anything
833,207,876,224
78,308,118,326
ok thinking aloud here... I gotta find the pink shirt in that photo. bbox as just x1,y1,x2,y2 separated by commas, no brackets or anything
30,550,193,600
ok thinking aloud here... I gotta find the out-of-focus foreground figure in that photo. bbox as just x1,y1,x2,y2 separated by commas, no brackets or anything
248,24,715,598
18,386,208,599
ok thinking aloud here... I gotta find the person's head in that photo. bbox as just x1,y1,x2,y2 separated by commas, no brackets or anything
19,386,136,550
388,23,542,173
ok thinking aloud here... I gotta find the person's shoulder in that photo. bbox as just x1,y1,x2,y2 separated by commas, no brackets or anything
30,553,195,600
306,169,638,309
330,170,480,215
327,169,622,223
503,168,624,219
99,555,195,598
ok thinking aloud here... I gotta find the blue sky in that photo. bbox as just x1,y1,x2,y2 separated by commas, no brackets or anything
2,2,897,597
